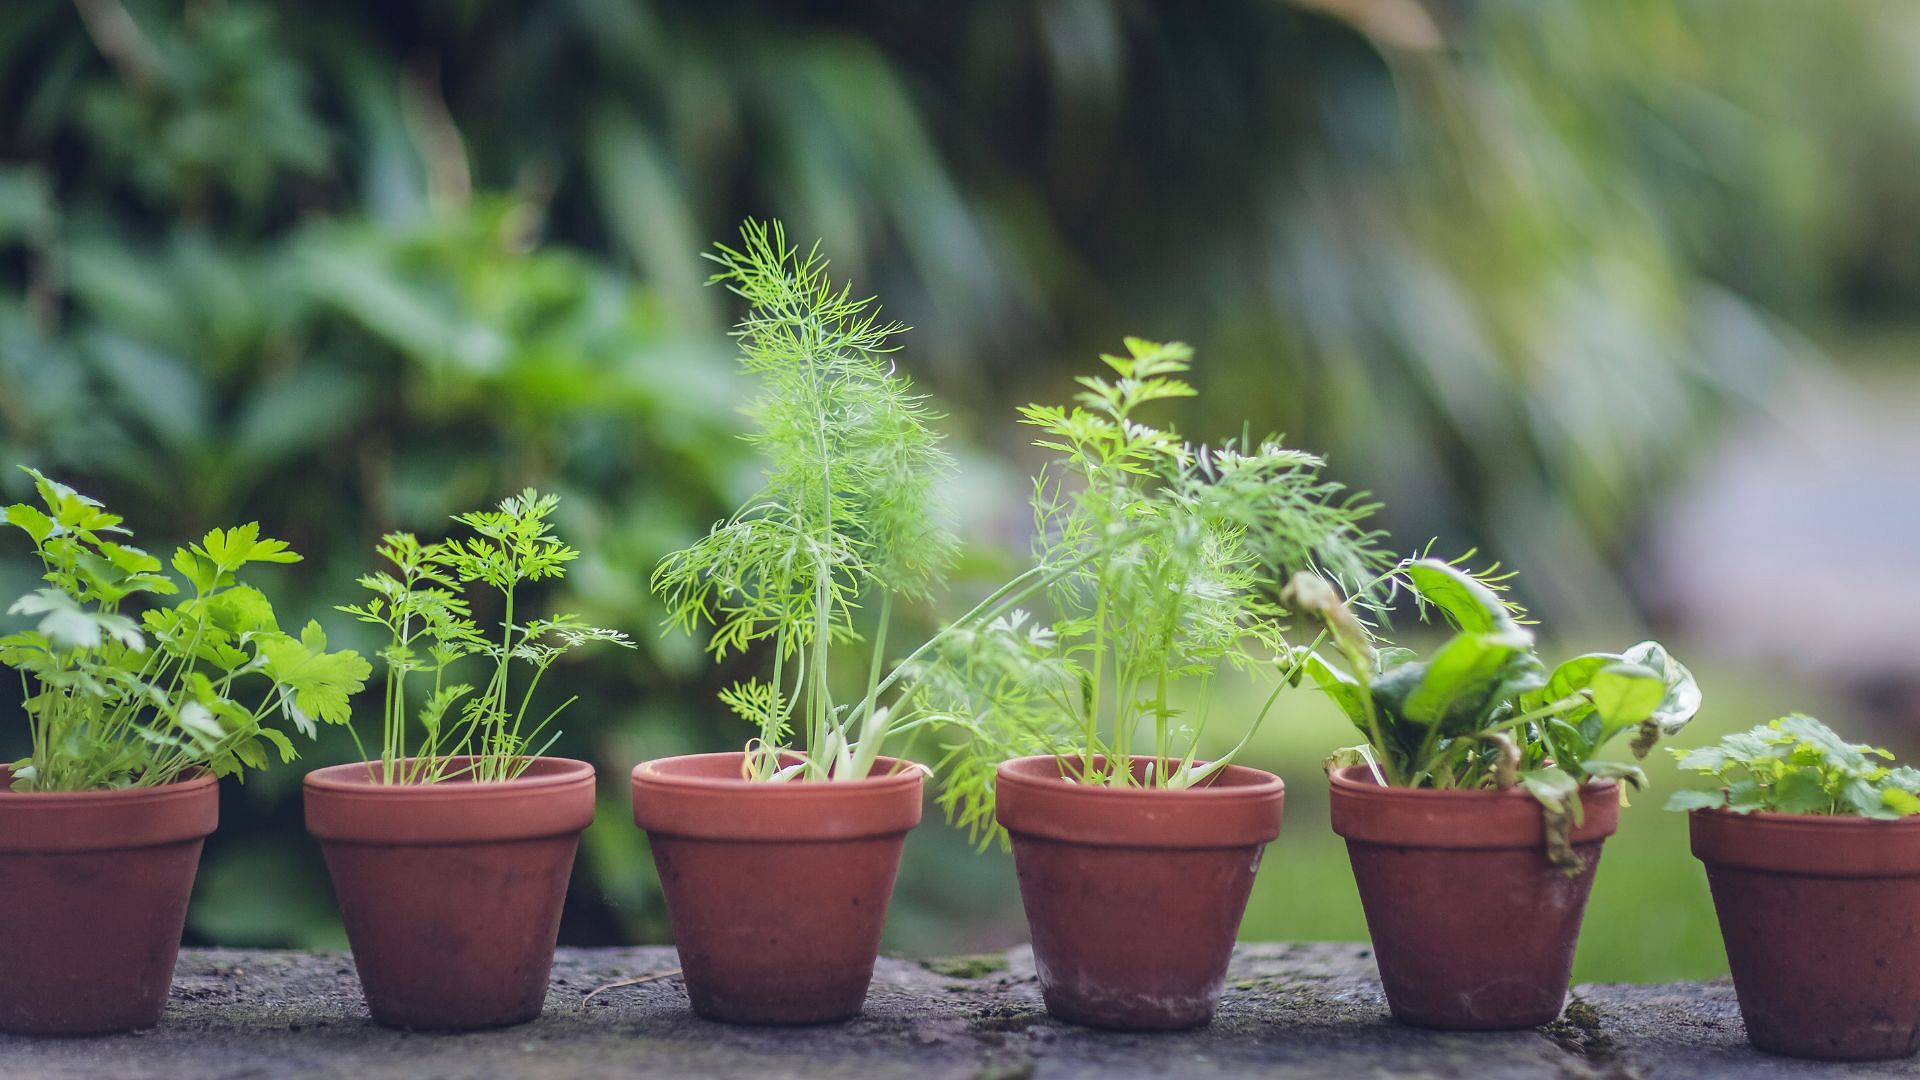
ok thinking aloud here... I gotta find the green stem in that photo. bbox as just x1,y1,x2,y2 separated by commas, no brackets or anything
845,592,894,781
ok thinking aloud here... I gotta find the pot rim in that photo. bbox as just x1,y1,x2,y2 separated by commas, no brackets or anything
0,766,219,853
631,751,926,841
1689,804,1920,828
994,754,1285,849
0,766,216,803
1327,764,1620,849
1689,804,1920,876
305,756,596,845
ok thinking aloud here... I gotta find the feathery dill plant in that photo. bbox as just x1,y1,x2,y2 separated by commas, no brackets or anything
653,220,959,782
922,338,1393,843
338,490,633,785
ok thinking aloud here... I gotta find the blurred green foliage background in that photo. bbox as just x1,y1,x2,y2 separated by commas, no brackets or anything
5,0,1918,983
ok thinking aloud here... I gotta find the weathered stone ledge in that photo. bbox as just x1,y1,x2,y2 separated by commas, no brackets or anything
0,944,1903,1079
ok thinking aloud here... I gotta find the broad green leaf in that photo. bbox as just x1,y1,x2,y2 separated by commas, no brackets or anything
1770,769,1832,814
1621,641,1702,734
1520,765,1580,806
176,702,227,745
1373,646,1417,673
1883,787,1920,817
257,727,298,764
1401,629,1531,728
200,585,281,638
1299,651,1370,730
1404,559,1517,633
257,628,371,730
1776,713,1870,771
1588,663,1664,727
8,589,145,651
97,541,161,575
5,503,54,546
1520,766,1585,874
1725,778,1769,813
172,547,219,594
1664,788,1726,812
1672,744,1731,772
1530,653,1613,711
1581,759,1649,789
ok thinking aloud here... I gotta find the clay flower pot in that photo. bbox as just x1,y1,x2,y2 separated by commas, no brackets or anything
304,757,595,1031
994,754,1285,1030
1327,765,1618,1030
0,768,218,1036
1690,809,1920,1060
630,752,924,1025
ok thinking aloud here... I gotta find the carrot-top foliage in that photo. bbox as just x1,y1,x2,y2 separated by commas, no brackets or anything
3,469,370,791
922,339,1393,844
339,490,633,784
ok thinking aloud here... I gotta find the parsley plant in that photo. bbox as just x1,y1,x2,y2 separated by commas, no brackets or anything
3,469,370,791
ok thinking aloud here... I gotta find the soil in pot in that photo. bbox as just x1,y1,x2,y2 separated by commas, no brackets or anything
1691,808,1920,1061
630,752,924,1025
0,767,219,1036
1327,764,1618,1030
303,756,595,1031
994,754,1285,1031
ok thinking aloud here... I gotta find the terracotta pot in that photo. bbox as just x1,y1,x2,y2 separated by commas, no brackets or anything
304,757,595,1031
994,755,1285,1030
0,767,218,1035
1327,765,1618,1030
1690,808,1920,1060
630,752,923,1025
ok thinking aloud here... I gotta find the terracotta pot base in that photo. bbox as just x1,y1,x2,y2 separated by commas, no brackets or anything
995,755,1285,1031
631,753,924,1025
1691,809,1920,1061
304,757,595,1031
1328,766,1619,1030
0,768,219,1036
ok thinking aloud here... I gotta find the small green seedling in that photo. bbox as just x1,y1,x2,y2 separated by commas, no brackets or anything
3,468,369,791
339,489,632,784
1666,714,1920,818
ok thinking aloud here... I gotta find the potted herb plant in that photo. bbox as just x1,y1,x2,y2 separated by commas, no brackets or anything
1,469,369,1035
305,491,631,1031
925,340,1390,1030
1287,558,1699,1030
1669,714,1920,1060
639,221,961,1025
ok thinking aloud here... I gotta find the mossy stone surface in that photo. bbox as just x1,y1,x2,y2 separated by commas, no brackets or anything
0,944,1907,1078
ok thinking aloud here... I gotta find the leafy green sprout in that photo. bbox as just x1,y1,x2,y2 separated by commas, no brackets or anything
918,338,1395,845
1666,714,1920,819
3,468,370,791
338,489,633,785
1288,555,1702,872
